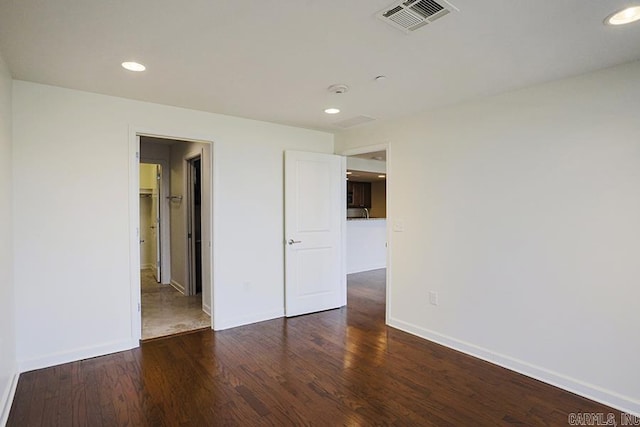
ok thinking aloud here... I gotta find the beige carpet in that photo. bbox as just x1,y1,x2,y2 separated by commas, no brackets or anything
141,269,211,340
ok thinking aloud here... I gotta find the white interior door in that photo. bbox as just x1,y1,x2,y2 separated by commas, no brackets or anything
285,150,345,317
151,165,161,282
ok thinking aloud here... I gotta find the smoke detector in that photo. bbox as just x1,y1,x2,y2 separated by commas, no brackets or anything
327,84,349,94
377,0,458,33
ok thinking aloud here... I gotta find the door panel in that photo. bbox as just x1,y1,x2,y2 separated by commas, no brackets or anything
297,247,335,294
285,151,344,317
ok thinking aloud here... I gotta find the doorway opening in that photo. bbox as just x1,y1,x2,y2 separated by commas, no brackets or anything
187,156,203,296
139,163,162,282
341,146,389,319
137,135,212,340
345,150,387,274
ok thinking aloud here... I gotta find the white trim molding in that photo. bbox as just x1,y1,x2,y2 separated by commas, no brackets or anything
129,124,217,338
170,280,186,295
17,339,138,374
213,309,284,332
339,143,389,158
388,317,640,417
0,372,19,427
202,302,212,317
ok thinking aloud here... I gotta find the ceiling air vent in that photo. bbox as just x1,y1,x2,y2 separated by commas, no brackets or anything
334,115,376,129
377,0,458,33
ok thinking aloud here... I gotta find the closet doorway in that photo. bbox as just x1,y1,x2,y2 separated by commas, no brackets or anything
139,163,161,281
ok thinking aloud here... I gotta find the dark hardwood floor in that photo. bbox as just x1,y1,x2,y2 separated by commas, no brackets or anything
8,269,620,426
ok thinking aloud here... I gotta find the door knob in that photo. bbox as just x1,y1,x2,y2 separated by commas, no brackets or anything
139,240,145,243
287,239,302,245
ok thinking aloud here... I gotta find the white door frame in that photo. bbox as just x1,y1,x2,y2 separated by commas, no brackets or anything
338,143,390,323
139,158,171,284
129,127,216,342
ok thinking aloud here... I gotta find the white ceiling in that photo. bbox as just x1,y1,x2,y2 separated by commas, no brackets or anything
1,1,638,132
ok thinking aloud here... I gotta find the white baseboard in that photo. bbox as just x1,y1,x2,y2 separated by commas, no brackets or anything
170,280,185,294
388,317,640,417
0,371,19,427
17,339,139,374
202,302,211,317
213,309,284,331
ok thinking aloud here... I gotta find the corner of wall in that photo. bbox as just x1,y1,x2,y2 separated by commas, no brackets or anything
170,280,186,294
0,48,17,425
388,317,640,416
0,373,19,426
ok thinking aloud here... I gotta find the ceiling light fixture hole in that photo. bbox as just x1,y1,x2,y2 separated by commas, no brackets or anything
327,84,349,94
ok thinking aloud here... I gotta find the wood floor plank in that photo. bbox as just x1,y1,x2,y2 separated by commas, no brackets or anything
7,269,624,426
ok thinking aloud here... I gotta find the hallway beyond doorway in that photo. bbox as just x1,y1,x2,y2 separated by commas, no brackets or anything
141,269,210,340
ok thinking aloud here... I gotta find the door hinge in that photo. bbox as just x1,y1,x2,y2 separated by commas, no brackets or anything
136,151,140,159
138,302,141,312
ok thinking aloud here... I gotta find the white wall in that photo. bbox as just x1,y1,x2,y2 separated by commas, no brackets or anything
140,139,170,161
346,157,385,173
12,81,333,371
0,51,16,426
336,61,640,414
346,219,386,274
139,163,158,190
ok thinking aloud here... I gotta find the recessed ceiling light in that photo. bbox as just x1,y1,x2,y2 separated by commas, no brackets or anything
122,61,146,72
324,108,340,114
346,171,352,175
378,175,386,178
606,6,640,25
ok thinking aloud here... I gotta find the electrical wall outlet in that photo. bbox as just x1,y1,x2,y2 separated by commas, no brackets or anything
429,291,439,306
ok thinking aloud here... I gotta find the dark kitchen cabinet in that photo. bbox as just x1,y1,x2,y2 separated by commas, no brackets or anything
347,181,371,208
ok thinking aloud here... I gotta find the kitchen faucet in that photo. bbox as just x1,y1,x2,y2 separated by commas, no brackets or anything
362,207,369,219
